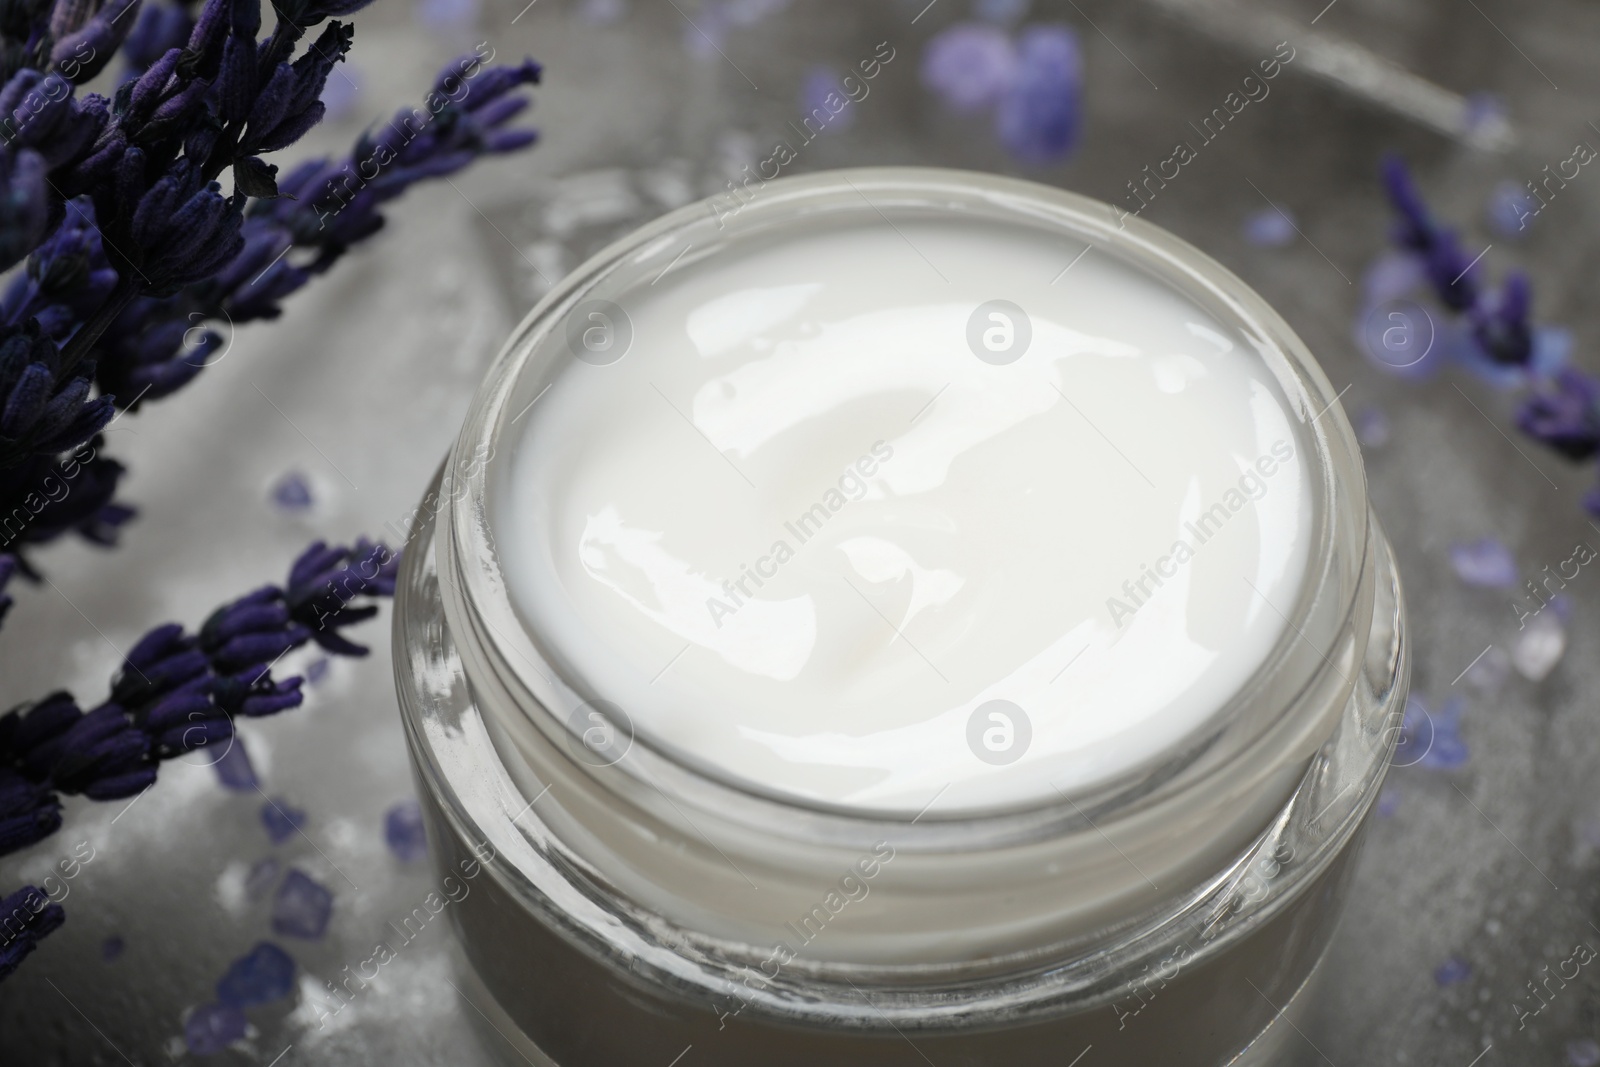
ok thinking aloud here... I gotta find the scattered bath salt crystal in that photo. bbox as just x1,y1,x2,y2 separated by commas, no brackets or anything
577,0,628,24
212,737,258,791
1434,955,1472,986
1513,610,1566,681
800,67,854,132
1353,405,1390,449
246,858,281,900
305,656,331,685
1569,1038,1600,1067
101,935,123,962
184,1003,247,1056
261,799,307,844
1487,180,1538,238
217,942,297,1008
921,23,1017,113
1377,786,1401,818
1463,645,1510,693
272,869,334,940
1242,207,1296,248
385,799,429,863
1450,538,1518,588
270,470,313,512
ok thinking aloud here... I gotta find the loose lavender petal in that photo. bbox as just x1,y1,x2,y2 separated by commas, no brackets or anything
384,798,428,862
270,471,314,512
211,737,258,792
1570,1038,1600,1067
272,868,333,939
1449,538,1518,589
921,23,1017,113
1242,207,1296,248
1433,955,1471,986
260,798,306,844
183,1002,247,1056
1513,610,1566,681
216,941,296,1007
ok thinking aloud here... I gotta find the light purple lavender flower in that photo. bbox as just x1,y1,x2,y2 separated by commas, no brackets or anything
1433,955,1471,986
921,23,1017,114
1242,207,1296,247
800,67,853,132
1487,179,1538,238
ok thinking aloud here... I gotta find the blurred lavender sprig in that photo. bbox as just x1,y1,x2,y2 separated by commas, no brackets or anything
0,0,538,587
921,19,1080,164
1375,156,1600,513
0,538,396,974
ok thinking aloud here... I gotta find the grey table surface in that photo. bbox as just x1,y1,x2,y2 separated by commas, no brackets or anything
2,0,1599,1063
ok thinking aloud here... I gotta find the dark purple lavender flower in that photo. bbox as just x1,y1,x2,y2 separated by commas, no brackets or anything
121,1,194,79
994,25,1080,164
50,0,143,84
284,538,398,656
0,768,61,852
1516,367,1600,462
1380,155,1478,311
0,884,65,979
1472,271,1533,367
0,147,49,273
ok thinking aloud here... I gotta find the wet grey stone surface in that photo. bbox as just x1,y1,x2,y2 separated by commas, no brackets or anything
2,0,1599,1063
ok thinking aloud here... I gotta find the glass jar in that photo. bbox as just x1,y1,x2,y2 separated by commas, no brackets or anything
392,167,1408,1066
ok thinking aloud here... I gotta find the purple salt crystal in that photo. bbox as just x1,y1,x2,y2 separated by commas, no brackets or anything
1242,207,1296,248
272,869,334,940
1353,405,1390,449
184,1002,247,1056
1433,955,1471,986
217,942,296,1007
1449,538,1518,588
101,935,123,961
211,737,258,792
1513,609,1566,681
1487,180,1538,238
261,799,307,844
385,799,429,863
799,68,853,132
270,471,314,512
1569,1039,1600,1067
245,857,281,900
305,657,331,685
921,23,1017,113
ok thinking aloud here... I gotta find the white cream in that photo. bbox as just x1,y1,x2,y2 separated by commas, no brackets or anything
493,217,1313,815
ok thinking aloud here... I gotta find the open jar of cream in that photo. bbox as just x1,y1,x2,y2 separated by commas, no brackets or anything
393,167,1407,1066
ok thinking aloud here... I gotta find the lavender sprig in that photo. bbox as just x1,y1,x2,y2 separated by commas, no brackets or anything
0,537,398,973
1377,155,1600,512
